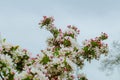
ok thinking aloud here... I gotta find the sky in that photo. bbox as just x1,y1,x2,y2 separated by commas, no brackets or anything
0,0,120,80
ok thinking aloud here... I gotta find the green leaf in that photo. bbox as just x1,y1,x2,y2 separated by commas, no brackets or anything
3,38,6,42
8,73,14,80
63,39,71,47
83,46,89,53
54,51,59,56
63,58,72,71
64,33,74,38
74,47,78,52
65,52,71,56
22,77,31,80
51,29,59,38
10,46,19,51
91,41,98,47
40,55,50,65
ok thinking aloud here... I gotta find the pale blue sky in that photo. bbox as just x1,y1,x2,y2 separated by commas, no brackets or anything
0,0,120,80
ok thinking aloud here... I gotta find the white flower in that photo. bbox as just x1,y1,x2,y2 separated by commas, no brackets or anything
2,42,13,51
14,71,28,79
69,37,80,48
66,58,76,71
0,54,13,68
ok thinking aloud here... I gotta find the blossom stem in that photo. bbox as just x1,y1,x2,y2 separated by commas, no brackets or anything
0,73,4,80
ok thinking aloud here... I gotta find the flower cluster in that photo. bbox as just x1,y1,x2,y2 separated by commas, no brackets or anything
81,33,108,61
37,16,108,79
0,16,108,80
0,40,31,80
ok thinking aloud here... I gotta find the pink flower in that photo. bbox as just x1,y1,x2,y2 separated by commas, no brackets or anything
67,25,71,28
0,47,3,51
77,30,80,34
43,16,47,19
23,49,27,52
70,75,75,79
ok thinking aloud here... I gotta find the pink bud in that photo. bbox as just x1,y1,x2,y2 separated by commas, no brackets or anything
23,49,27,52
0,47,3,51
50,56,53,59
60,58,63,61
41,50,44,52
43,16,47,19
37,54,40,56
27,68,31,74
77,30,80,34
71,75,75,79
67,25,71,28
59,29,62,32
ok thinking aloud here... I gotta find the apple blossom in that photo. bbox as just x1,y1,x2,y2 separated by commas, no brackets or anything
0,16,108,80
